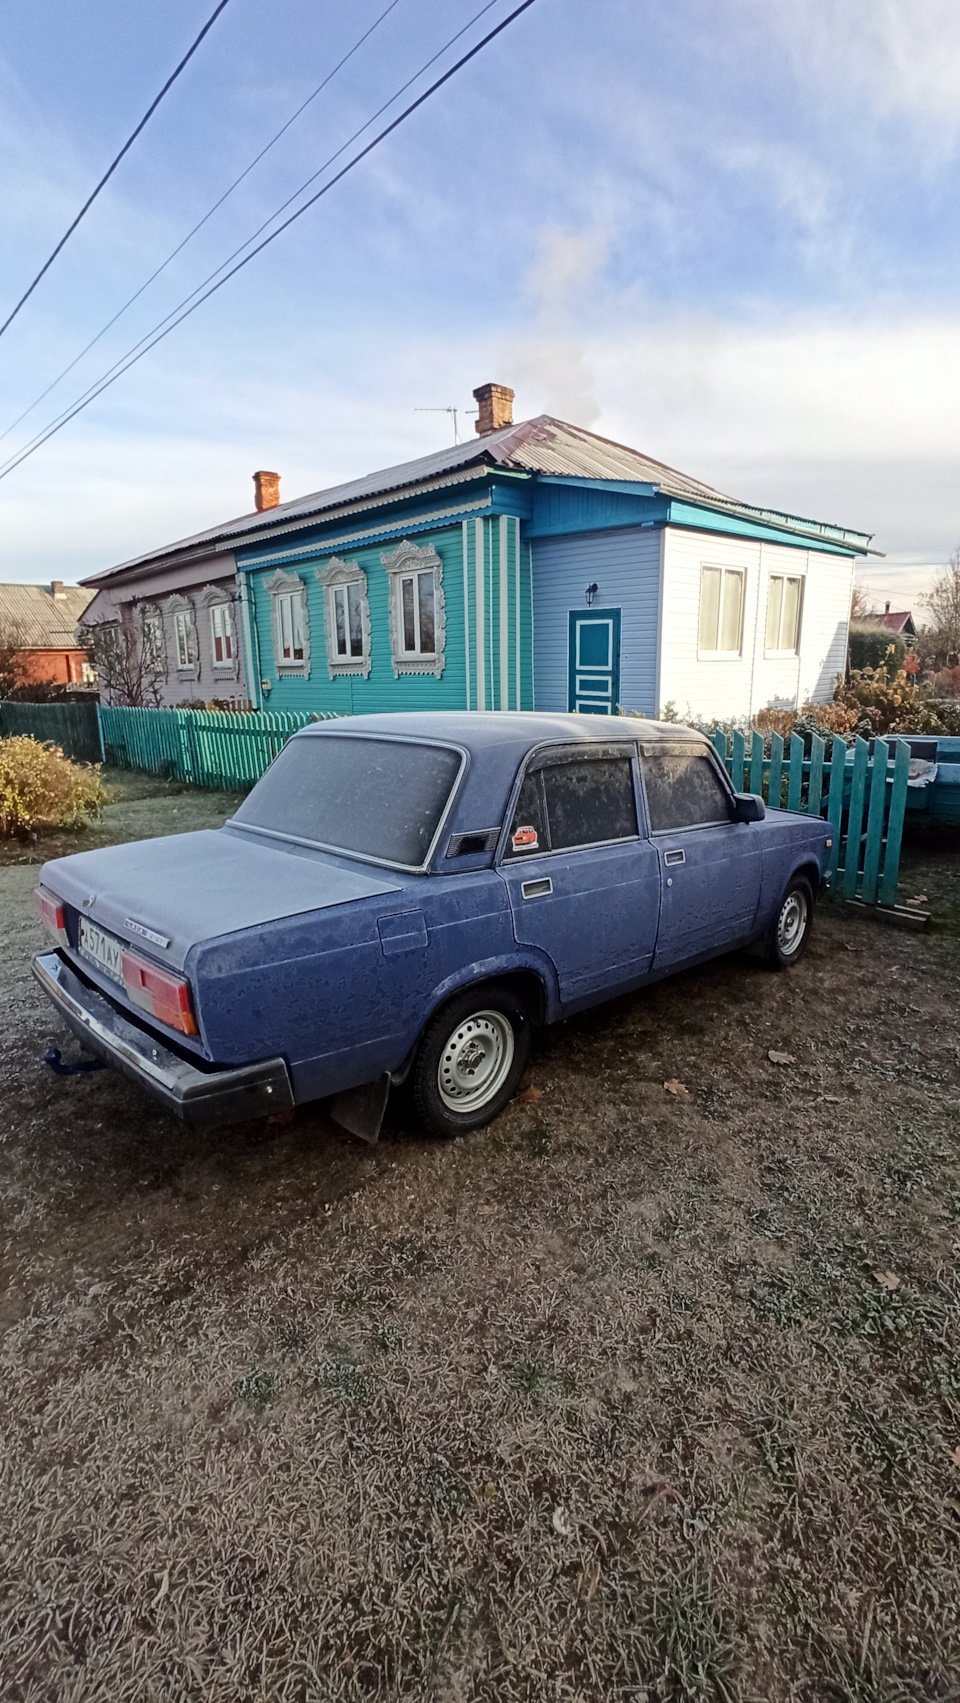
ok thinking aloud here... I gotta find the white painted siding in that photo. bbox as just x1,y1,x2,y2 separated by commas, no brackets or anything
531,527,661,714
658,527,854,720
796,549,855,703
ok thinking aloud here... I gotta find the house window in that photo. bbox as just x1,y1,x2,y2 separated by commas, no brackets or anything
765,574,803,653
142,609,164,671
162,595,198,679
698,567,745,655
399,570,436,656
276,593,304,661
381,538,446,679
210,601,235,666
333,584,363,658
265,569,310,676
175,611,192,669
316,559,371,678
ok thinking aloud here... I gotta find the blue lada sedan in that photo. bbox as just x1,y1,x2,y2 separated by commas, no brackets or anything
32,714,830,1141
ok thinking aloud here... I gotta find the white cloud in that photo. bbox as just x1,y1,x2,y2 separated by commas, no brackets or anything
750,0,960,151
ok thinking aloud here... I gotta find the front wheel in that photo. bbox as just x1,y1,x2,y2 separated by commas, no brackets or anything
766,876,814,970
411,985,532,1139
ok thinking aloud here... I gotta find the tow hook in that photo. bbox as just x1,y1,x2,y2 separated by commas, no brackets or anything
44,1047,106,1077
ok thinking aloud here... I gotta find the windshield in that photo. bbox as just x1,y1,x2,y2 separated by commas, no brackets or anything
232,734,463,868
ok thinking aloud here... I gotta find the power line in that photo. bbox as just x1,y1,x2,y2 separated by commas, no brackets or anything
0,0,532,482
0,0,234,345
0,0,502,474
0,0,404,445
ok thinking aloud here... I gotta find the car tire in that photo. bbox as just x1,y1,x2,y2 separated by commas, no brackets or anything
411,984,532,1139
766,875,814,971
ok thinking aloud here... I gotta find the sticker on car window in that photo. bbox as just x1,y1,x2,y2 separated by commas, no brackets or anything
512,825,539,851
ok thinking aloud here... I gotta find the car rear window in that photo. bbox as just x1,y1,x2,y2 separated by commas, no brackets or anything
232,735,463,868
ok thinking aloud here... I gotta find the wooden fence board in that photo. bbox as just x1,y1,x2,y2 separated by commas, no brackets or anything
842,737,870,899
879,739,911,908
860,737,889,904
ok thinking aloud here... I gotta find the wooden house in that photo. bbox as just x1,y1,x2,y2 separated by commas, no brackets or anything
81,385,872,721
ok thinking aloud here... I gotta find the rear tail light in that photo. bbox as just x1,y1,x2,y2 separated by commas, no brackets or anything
121,947,198,1036
35,884,68,945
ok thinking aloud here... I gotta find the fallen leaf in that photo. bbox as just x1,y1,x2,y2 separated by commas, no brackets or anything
552,1504,574,1537
517,1085,542,1103
949,1445,960,1470
151,1567,170,1608
768,1050,796,1066
874,1270,901,1291
663,1079,689,1097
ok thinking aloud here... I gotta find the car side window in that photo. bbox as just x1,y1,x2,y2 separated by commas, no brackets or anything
642,750,732,833
506,754,638,856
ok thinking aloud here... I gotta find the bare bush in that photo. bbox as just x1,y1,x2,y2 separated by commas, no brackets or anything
82,614,162,708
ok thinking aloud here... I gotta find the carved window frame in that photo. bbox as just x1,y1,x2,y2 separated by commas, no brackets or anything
163,593,199,680
265,567,311,677
381,539,446,679
315,557,372,679
197,582,240,680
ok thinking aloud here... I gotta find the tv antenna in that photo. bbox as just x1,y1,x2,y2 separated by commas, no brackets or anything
415,405,477,445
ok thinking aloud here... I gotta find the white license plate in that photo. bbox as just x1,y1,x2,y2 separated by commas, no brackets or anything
78,917,125,985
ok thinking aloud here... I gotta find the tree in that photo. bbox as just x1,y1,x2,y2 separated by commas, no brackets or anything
850,582,871,623
0,616,28,700
82,614,163,708
923,545,960,667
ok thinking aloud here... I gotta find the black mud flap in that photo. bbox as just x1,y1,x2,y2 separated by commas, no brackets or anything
329,1073,391,1144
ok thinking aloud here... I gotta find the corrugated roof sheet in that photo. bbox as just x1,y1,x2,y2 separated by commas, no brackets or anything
83,414,872,586
0,583,94,648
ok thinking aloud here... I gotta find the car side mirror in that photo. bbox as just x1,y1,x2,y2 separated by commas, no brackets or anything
733,791,765,822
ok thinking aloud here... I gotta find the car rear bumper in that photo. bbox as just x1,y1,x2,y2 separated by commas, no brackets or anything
32,951,294,1128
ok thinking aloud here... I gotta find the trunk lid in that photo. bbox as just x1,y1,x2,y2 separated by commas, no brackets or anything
41,827,403,972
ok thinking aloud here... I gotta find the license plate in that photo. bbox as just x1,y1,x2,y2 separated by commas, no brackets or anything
78,917,125,985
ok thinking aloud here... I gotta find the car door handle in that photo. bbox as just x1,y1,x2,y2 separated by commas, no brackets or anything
521,877,553,899
664,849,685,866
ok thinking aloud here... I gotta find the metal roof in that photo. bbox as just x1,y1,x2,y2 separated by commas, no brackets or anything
83,413,873,587
0,582,94,648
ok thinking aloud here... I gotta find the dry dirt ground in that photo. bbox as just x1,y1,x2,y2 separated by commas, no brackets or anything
1,774,959,1703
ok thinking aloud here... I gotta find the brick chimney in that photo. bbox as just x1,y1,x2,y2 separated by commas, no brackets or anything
885,601,890,614
50,580,65,599
473,382,514,436
253,470,281,512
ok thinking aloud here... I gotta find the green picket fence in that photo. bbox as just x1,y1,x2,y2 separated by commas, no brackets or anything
710,728,910,908
98,705,336,789
0,698,102,764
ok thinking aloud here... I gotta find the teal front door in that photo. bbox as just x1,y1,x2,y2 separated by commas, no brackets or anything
568,609,621,714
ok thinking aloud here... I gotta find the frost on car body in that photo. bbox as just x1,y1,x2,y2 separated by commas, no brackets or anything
32,712,831,1139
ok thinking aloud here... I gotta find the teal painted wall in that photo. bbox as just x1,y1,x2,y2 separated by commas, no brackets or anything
247,524,472,715
460,515,532,710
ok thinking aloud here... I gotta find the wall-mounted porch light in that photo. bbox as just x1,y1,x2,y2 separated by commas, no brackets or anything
584,582,599,606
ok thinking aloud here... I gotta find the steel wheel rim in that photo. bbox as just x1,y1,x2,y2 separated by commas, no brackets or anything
777,890,808,955
437,1010,515,1112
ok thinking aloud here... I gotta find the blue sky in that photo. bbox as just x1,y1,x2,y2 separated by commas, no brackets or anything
1,0,959,611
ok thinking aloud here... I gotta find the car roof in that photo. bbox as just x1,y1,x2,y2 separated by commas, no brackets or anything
294,711,707,757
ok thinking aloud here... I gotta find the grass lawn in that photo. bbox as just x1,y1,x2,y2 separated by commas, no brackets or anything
0,783,958,1701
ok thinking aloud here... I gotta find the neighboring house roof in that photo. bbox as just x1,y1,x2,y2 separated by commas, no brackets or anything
82,413,873,590
874,609,916,634
0,582,94,649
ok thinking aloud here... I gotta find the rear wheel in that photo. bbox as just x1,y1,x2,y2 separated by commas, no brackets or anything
767,876,814,970
411,985,531,1139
